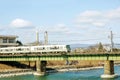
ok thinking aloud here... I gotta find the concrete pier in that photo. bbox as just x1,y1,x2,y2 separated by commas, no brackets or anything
101,60,118,78
28,61,30,68
34,60,47,76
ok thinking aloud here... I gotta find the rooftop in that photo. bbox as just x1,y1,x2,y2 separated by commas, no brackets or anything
0,35,18,38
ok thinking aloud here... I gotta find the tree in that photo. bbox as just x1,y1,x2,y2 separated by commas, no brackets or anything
98,42,104,52
16,40,23,46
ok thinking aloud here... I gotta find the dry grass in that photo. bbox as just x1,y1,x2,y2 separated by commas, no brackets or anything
47,60,104,68
0,63,17,70
0,60,104,70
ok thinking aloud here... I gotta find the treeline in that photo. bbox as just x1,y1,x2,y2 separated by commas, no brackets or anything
73,42,120,53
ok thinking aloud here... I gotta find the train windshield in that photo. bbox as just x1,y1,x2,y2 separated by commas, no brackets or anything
66,45,71,51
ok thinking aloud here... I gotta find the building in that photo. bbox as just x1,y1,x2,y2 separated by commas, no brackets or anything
0,35,18,47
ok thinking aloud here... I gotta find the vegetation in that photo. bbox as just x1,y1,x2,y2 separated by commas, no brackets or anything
98,42,104,52
16,40,23,46
73,42,108,53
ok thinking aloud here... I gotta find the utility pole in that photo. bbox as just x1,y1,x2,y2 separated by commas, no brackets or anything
36,30,39,45
110,31,114,52
44,31,48,45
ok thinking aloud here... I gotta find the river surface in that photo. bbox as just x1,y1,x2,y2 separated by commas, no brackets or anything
1,66,120,80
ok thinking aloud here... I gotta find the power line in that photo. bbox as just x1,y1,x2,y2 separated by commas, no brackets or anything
114,37,120,38
45,38,108,43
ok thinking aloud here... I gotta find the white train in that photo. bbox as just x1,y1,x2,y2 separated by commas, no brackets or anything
0,45,71,54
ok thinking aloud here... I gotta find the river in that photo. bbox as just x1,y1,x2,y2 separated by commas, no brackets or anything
1,66,120,80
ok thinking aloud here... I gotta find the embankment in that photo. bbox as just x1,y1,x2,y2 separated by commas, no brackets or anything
0,69,33,78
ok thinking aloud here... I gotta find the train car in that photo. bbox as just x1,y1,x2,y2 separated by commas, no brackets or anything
0,45,71,54
13,46,30,53
0,46,30,54
0,47,15,54
31,45,71,53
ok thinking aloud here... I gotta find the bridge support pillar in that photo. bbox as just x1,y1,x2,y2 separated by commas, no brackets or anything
101,60,118,78
34,60,47,76
28,61,30,68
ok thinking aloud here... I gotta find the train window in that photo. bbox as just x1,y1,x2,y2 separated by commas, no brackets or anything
35,47,42,50
22,48,24,50
0,50,2,52
17,48,22,51
54,46,59,49
36,48,39,50
1,50,3,52
43,47,45,50
59,47,63,49
9,49,11,51
50,46,59,49
34,48,36,50
5,49,8,51
39,47,42,50
47,47,50,50
12,49,13,51
27,48,30,50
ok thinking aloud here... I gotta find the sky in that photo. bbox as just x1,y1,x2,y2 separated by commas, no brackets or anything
0,0,120,44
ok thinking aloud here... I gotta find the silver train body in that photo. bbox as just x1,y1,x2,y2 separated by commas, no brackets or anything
0,45,71,54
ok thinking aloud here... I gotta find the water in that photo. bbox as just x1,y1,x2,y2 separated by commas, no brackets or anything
1,66,120,80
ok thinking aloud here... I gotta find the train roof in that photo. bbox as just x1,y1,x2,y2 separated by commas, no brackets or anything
0,44,69,49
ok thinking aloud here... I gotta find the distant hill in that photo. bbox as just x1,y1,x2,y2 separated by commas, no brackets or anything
69,43,120,50
114,44,120,48
70,44,93,50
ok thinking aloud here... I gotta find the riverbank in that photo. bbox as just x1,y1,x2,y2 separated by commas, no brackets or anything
1,62,120,78
46,66,104,73
0,66,104,78
50,62,120,73
0,69,33,78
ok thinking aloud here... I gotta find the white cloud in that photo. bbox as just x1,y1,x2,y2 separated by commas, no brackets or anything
55,24,68,30
40,23,70,34
0,25,3,30
73,7,120,43
0,25,7,31
10,18,34,28
106,7,120,19
75,7,120,27
92,22,105,27
79,11,101,17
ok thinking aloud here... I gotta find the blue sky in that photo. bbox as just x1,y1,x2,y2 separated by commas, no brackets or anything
0,0,120,44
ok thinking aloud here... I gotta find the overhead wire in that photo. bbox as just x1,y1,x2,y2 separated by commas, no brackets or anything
47,38,108,43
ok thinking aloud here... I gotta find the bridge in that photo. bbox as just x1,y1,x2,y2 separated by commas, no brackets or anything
0,53,120,61
0,53,120,78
